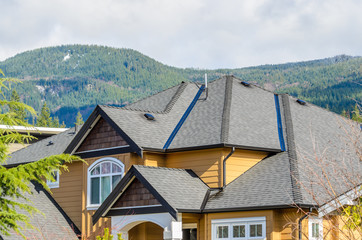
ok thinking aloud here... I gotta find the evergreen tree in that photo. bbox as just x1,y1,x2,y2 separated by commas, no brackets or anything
75,111,84,126
51,116,60,128
36,102,52,127
9,90,27,124
351,104,362,123
0,70,80,237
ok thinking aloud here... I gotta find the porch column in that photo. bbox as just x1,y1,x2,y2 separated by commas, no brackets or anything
163,213,183,240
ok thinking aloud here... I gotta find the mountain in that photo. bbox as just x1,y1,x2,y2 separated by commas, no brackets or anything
0,45,361,126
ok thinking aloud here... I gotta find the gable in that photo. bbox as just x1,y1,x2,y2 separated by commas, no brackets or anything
77,118,128,152
113,178,160,208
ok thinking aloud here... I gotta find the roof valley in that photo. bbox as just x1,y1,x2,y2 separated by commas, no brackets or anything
220,76,233,143
281,94,303,204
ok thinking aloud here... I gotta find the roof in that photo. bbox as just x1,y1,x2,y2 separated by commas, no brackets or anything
93,165,209,223
5,127,77,166
69,76,282,153
1,182,79,240
99,75,360,210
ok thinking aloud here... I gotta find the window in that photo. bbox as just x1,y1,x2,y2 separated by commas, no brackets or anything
47,170,59,188
309,217,323,240
87,158,124,207
212,217,266,240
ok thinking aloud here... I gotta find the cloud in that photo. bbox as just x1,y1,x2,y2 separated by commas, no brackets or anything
1,0,362,68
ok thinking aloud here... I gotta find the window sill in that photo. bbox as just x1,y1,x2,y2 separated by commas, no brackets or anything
86,205,100,211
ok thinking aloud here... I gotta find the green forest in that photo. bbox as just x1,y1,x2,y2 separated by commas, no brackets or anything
0,45,361,126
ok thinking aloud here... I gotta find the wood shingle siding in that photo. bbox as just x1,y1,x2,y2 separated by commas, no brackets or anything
77,118,128,152
113,178,160,208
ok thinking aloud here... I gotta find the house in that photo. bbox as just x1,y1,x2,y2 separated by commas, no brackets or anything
4,75,361,239
0,125,68,153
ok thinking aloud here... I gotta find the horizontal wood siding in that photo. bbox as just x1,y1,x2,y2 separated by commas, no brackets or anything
224,149,268,185
143,152,166,167
113,178,160,208
51,161,83,229
77,118,128,152
166,148,223,188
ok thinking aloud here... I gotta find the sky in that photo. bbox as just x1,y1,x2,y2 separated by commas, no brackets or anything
1,0,362,69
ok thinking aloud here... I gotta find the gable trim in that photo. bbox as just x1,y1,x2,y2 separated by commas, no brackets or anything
65,105,143,157
107,206,168,216
92,166,177,225
75,145,132,158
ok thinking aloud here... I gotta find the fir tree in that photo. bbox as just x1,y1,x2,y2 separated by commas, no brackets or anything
0,70,80,237
9,90,27,124
351,104,362,123
36,102,52,127
75,111,84,126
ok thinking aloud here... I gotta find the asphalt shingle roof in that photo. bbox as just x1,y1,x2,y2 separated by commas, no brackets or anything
134,165,209,211
1,182,78,240
6,128,77,166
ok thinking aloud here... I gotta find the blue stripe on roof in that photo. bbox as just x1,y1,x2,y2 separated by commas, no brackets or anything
163,85,205,149
274,94,286,151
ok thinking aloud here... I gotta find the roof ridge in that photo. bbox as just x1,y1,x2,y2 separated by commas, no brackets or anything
220,76,233,143
281,94,303,204
111,82,189,114
163,82,188,113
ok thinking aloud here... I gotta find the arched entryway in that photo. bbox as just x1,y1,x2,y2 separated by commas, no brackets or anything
128,222,163,240
111,213,183,240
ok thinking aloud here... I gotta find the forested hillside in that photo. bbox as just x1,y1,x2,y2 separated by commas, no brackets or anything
0,45,361,126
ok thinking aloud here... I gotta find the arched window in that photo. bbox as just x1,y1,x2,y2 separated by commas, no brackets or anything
87,158,124,207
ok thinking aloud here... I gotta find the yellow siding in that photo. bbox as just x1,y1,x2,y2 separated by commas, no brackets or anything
143,152,166,167
224,149,268,184
166,148,224,188
51,161,83,229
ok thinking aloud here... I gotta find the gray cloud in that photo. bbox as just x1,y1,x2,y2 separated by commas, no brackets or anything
1,0,362,68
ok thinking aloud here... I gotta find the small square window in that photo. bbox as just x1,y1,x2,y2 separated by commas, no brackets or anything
47,170,59,188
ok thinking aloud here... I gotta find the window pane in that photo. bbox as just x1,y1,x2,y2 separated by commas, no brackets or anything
91,166,100,175
217,226,228,238
250,225,256,237
233,225,245,237
312,223,319,237
256,224,262,237
101,176,111,202
112,163,122,173
90,177,100,204
112,175,122,189
101,162,111,174
250,224,262,237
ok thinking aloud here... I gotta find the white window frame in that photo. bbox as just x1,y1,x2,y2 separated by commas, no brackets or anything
212,217,266,240
309,216,323,240
87,157,125,209
47,170,59,188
